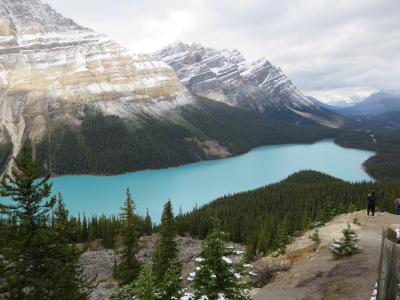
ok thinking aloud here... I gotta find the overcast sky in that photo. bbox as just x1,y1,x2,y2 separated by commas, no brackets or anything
45,0,400,104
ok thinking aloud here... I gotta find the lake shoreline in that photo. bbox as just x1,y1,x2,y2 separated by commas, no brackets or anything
40,140,375,221
48,138,376,180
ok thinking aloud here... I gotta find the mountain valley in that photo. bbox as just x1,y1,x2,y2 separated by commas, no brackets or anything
0,0,347,176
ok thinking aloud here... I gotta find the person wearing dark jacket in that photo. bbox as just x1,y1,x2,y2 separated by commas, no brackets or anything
395,195,400,215
367,190,377,216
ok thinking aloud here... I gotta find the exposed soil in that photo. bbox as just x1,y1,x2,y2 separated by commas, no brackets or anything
252,210,400,300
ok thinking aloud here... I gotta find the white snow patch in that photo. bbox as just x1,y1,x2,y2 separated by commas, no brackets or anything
195,257,204,262
222,256,232,264
180,293,195,300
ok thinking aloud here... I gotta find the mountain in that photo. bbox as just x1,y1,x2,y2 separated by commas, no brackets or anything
0,0,193,170
306,96,344,112
0,0,339,175
337,91,400,116
156,42,344,127
372,110,400,127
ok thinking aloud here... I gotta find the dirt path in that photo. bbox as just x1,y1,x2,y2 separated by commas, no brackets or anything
253,211,400,300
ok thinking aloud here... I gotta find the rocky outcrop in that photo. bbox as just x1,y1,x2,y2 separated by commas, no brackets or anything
286,236,318,262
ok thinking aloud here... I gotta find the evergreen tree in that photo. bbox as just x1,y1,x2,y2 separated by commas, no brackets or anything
51,194,90,299
103,221,114,248
245,233,258,261
114,189,141,285
158,259,182,300
82,213,89,241
135,264,156,300
176,206,185,236
110,283,136,300
143,209,152,235
337,202,347,214
273,218,289,255
318,199,334,224
0,147,88,299
310,229,320,244
88,216,97,241
347,202,357,213
193,220,249,300
153,200,178,281
330,224,361,258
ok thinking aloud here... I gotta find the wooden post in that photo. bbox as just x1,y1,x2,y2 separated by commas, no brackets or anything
377,227,400,300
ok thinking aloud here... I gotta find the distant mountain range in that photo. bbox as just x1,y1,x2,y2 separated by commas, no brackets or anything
0,0,346,174
335,91,400,116
306,96,343,112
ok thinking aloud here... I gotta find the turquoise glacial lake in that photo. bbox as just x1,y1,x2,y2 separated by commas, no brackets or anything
40,140,374,222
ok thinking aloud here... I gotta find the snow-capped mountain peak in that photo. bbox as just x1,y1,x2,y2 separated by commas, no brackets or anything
0,0,86,35
156,42,316,113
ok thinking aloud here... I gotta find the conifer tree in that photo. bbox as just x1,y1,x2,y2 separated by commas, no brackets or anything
176,206,185,236
330,224,361,258
347,202,357,213
193,220,249,300
273,218,289,254
158,259,182,299
153,200,178,281
88,216,97,241
0,147,88,299
52,194,90,299
245,233,258,261
114,189,141,285
82,213,89,241
143,208,152,235
337,202,347,214
318,199,334,224
135,264,156,300
103,221,114,248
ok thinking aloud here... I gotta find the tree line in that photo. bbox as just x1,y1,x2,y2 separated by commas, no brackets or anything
50,208,153,249
177,170,400,258
335,126,400,180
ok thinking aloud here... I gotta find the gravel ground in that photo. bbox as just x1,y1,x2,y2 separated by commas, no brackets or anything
253,211,400,300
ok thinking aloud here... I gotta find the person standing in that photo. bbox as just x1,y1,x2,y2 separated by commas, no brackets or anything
395,195,400,215
367,190,377,216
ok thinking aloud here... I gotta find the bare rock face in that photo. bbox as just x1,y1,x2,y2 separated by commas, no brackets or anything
157,42,343,127
285,236,318,262
0,0,192,168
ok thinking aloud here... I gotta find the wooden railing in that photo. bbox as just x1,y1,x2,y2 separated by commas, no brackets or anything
377,226,400,300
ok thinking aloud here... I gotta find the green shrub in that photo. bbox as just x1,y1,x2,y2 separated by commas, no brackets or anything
330,224,361,258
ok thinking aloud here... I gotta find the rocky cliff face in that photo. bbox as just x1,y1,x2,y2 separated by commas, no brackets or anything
157,42,341,126
0,0,191,168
